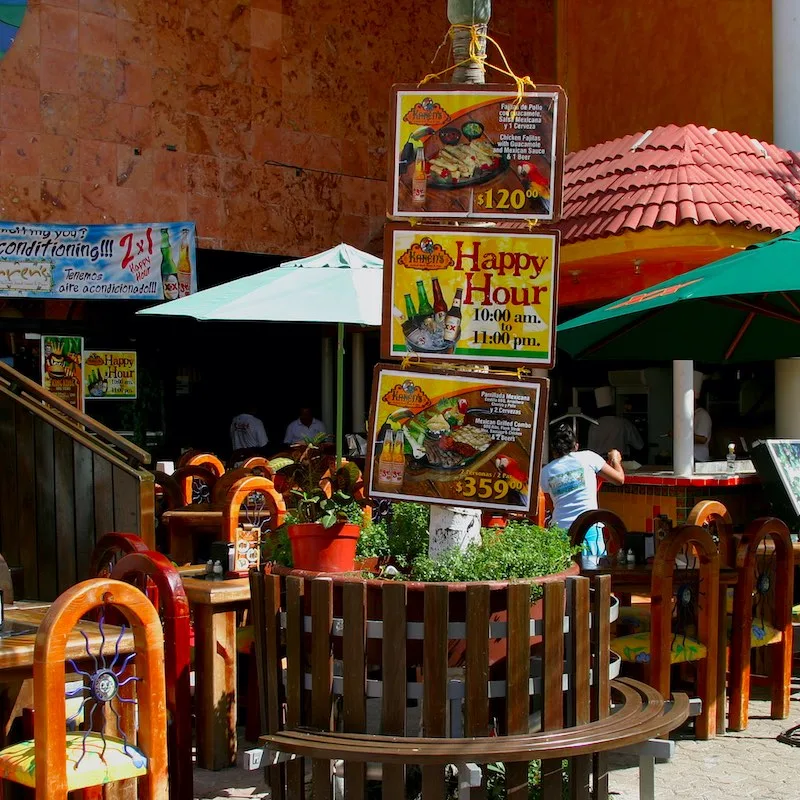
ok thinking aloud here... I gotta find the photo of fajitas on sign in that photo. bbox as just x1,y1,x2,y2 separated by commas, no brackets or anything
388,83,566,221
383,224,560,367
366,366,548,512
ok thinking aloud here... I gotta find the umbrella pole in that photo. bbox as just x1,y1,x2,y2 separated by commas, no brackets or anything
336,322,344,468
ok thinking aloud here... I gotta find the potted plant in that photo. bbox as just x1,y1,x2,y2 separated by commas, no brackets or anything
277,434,364,572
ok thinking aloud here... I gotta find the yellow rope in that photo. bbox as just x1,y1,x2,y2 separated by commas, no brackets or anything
418,25,536,120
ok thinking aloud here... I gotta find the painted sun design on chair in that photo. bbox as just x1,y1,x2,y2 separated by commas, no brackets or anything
66,614,144,769
0,1,27,61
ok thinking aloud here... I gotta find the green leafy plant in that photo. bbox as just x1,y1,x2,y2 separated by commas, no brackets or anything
409,520,578,597
356,502,430,568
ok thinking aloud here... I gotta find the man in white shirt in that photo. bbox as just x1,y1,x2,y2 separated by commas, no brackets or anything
230,410,268,453
693,371,712,462
284,407,327,445
587,386,644,458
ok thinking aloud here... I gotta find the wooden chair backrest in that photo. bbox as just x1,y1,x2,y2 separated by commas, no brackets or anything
241,457,275,478
33,579,168,799
153,471,183,511
686,500,734,566
223,477,287,543
112,552,192,800
650,524,720,738
211,468,255,504
172,465,218,506
568,509,627,556
178,452,225,477
251,570,613,798
88,532,149,579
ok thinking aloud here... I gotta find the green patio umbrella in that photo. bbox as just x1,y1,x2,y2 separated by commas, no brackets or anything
137,243,383,464
557,228,800,363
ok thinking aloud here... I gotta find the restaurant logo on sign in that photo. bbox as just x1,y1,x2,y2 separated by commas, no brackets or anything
610,279,701,309
402,98,451,127
397,238,455,270
382,380,431,410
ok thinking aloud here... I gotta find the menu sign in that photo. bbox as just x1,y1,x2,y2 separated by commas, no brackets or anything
366,366,547,512
42,335,84,411
84,350,137,400
382,224,559,367
388,83,566,221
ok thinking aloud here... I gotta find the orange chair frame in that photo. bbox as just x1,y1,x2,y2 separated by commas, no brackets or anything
650,525,720,739
211,468,256,505
728,517,794,731
29,579,168,799
241,457,274,478
686,500,734,567
222,476,287,544
178,452,225,478
568,509,627,556
172,465,219,507
153,471,183,511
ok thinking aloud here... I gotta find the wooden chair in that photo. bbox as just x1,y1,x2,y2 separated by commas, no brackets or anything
251,570,690,800
0,579,168,798
222,475,287,546
88,532,149,579
241,456,274,478
686,501,734,567
211,467,255,505
568,509,627,557
610,525,720,739
728,517,793,731
112,551,193,800
177,451,225,478
172,464,218,506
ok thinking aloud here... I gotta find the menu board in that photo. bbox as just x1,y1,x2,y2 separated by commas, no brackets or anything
382,224,559,367
41,335,83,411
83,350,137,400
751,439,800,520
388,83,566,221
366,366,548,512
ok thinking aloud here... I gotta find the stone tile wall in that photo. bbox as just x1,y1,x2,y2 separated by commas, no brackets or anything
0,0,553,257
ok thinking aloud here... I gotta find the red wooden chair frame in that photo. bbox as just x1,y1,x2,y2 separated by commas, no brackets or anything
88,532,149,579
16,579,168,799
651,525,720,739
112,552,193,800
728,517,793,731
568,509,627,557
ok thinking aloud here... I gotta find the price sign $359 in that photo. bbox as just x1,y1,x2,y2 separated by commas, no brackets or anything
455,476,526,500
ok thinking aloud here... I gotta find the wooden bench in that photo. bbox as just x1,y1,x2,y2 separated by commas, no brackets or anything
250,571,690,800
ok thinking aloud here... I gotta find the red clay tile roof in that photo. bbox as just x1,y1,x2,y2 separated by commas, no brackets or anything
557,124,800,244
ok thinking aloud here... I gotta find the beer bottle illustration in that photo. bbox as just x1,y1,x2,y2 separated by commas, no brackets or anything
412,146,427,206
431,278,447,332
160,228,179,300
443,288,463,342
416,280,435,332
378,430,395,489
177,228,192,297
391,430,406,486
401,293,420,340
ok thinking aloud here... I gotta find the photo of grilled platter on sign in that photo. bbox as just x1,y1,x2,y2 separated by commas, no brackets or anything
392,86,562,220
369,369,545,511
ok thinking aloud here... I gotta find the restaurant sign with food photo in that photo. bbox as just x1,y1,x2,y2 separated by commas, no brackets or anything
382,224,559,367
366,366,548,512
388,84,566,221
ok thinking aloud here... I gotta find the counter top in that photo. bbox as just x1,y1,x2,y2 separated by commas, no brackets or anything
605,466,760,488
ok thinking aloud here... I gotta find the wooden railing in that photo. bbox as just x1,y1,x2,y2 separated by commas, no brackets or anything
0,361,154,600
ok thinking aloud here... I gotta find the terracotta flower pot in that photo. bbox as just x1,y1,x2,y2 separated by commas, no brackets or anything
287,522,361,573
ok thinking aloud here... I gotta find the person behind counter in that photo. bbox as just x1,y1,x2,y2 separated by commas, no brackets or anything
284,406,327,445
694,372,712,462
540,425,626,554
587,386,644,458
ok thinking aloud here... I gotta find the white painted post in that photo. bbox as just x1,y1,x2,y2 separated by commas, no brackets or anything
351,330,365,433
321,336,334,433
673,360,694,477
773,1,800,436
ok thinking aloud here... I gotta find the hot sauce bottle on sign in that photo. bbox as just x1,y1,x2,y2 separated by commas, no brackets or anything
412,147,427,206
443,289,463,343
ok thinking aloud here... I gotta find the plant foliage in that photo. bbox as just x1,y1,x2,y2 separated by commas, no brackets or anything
356,501,430,569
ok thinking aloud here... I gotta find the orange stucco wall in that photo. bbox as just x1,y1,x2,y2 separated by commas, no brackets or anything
0,0,553,257
558,0,773,152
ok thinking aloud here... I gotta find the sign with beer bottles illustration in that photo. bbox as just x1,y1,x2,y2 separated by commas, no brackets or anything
382,224,560,367
388,84,567,221
41,335,84,411
0,221,197,300
367,366,548,512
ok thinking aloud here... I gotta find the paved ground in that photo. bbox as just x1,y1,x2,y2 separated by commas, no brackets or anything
193,680,800,799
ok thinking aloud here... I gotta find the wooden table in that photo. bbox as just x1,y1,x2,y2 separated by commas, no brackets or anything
181,571,251,770
578,557,737,735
